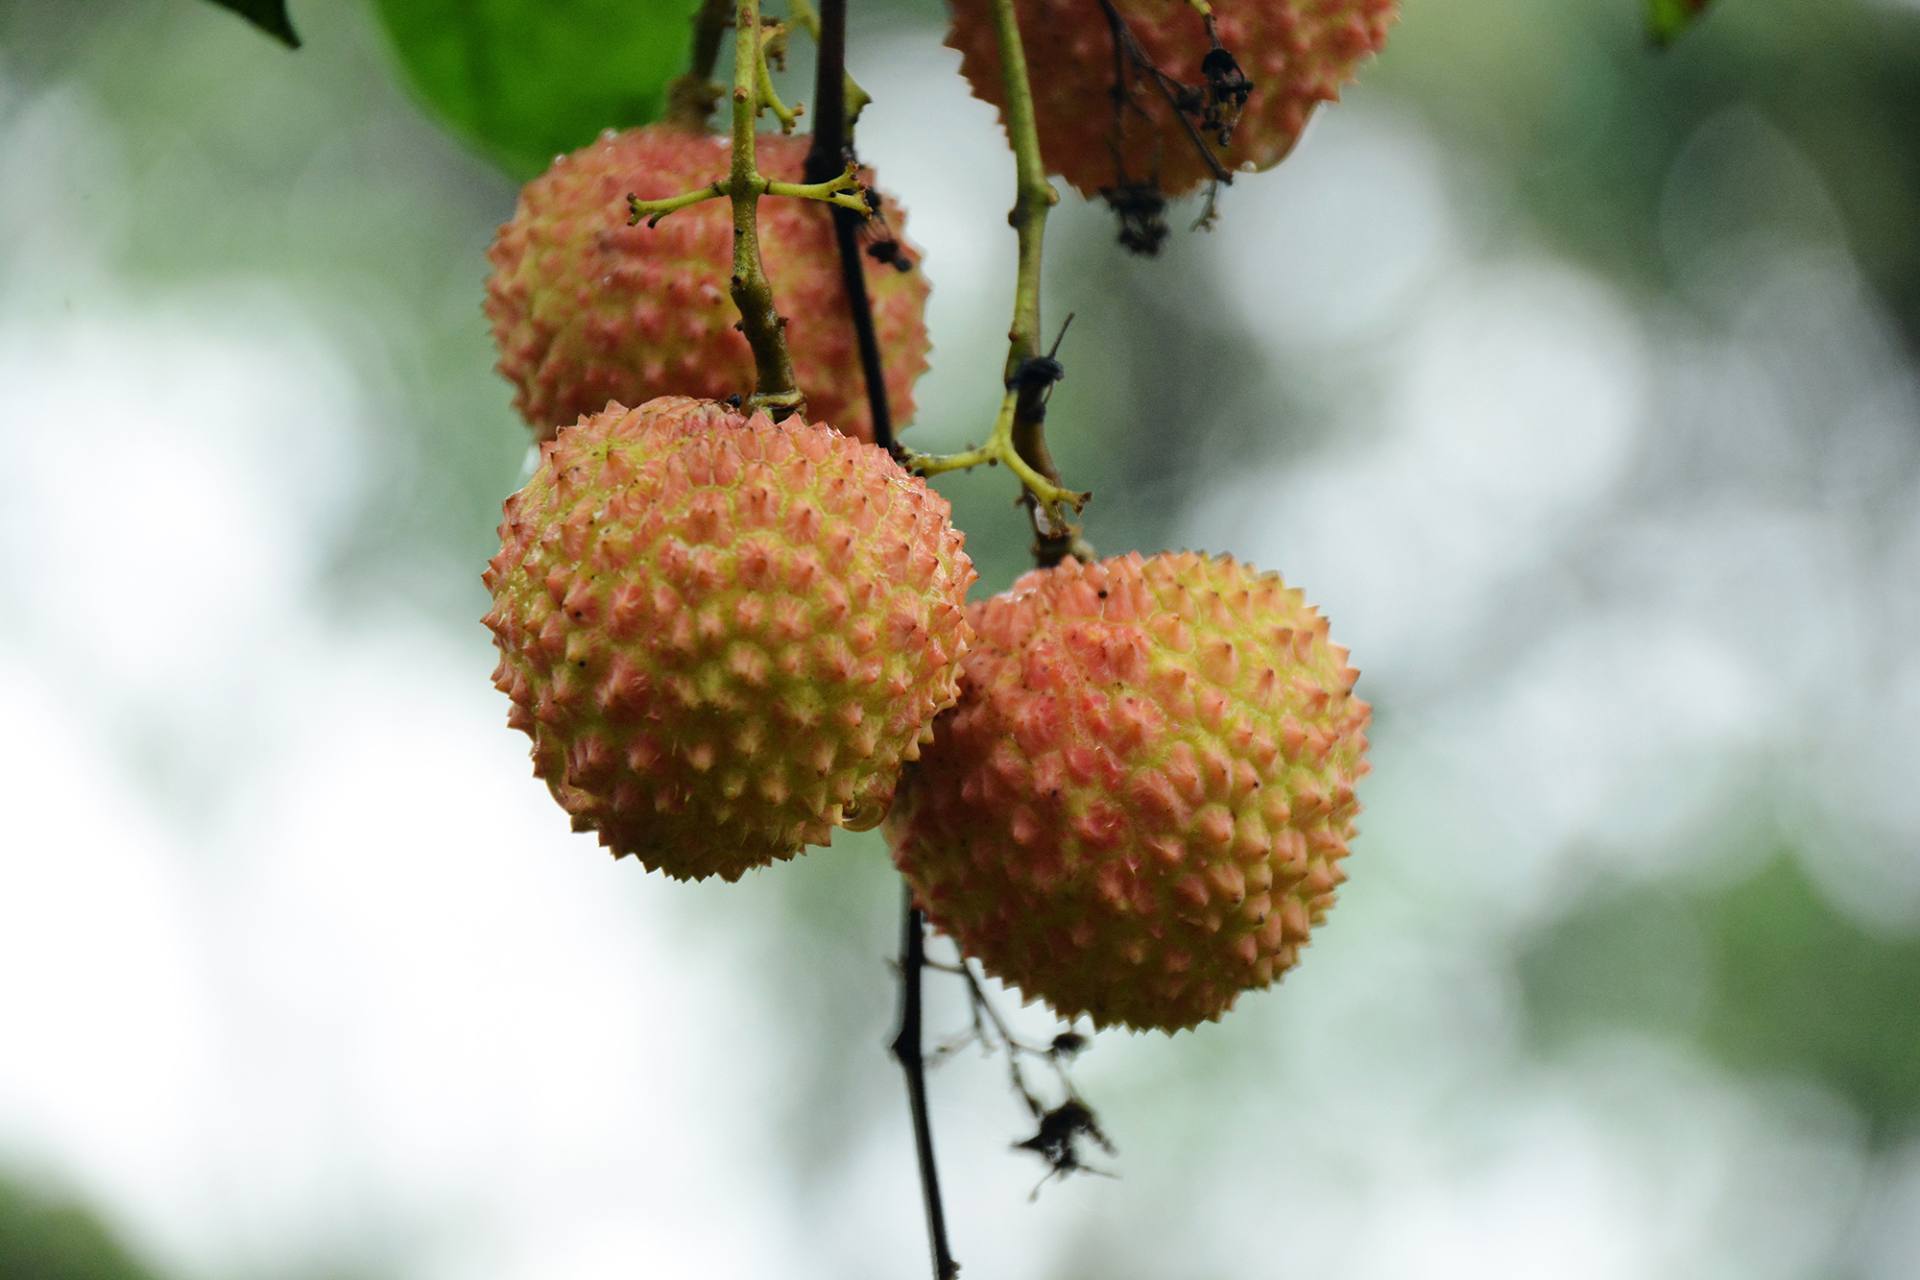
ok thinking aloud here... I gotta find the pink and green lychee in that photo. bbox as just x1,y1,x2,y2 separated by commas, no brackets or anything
946,0,1398,198
485,397,976,881
887,551,1370,1031
486,125,932,443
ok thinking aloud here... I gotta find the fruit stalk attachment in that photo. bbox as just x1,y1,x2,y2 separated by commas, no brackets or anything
632,0,882,420
722,0,803,418
625,167,868,227
901,0,1090,564
790,4,953,1271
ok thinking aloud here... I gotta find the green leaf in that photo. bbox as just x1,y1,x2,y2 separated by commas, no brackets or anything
371,0,705,180
1647,0,1715,46
0,1177,169,1280
200,0,301,48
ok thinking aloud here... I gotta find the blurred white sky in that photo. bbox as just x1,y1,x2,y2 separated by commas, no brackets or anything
2,8,1918,1280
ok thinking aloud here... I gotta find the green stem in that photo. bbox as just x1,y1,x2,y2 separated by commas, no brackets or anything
628,180,729,226
904,395,1084,511
628,169,868,227
901,0,1091,538
756,32,800,131
989,0,1082,563
763,169,867,207
727,0,805,419
993,0,1053,379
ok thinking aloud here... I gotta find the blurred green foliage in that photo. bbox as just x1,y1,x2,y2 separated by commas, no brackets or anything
1522,856,1920,1142
369,0,704,178
1375,0,1920,320
0,1176,168,1280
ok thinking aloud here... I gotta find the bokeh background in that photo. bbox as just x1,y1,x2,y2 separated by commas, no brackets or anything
4,0,1919,1276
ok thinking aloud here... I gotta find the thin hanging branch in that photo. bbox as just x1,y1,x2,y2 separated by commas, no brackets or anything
925,955,1114,1194
801,4,953,1273
790,0,874,133
801,0,1096,1270
804,0,897,450
890,892,959,1280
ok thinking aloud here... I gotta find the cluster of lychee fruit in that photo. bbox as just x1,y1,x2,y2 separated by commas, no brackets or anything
479,0,1387,1033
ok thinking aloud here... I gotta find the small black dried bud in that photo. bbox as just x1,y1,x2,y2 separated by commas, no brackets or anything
1102,183,1170,256
865,238,914,273
1008,354,1066,395
1201,47,1252,145
1049,1032,1089,1060
1015,1099,1117,1187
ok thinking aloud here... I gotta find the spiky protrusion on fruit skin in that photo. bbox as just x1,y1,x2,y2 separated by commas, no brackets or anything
886,551,1370,1031
484,396,976,882
486,125,932,443
946,0,1398,198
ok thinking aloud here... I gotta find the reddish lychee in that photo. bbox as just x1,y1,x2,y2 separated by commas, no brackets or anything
486,125,931,443
484,397,975,881
946,0,1397,198
886,551,1370,1031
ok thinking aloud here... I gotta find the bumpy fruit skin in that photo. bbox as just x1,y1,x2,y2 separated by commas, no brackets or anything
947,0,1397,197
886,551,1370,1031
486,125,931,443
484,397,975,881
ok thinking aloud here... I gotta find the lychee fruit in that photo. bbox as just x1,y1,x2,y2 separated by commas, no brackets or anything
484,396,975,881
886,551,1370,1031
486,125,932,443
946,0,1397,198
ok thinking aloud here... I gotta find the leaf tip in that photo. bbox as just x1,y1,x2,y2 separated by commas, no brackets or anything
205,0,303,50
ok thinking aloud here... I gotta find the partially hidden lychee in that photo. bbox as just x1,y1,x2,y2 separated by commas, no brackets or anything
484,396,976,881
886,551,1370,1031
946,0,1397,198
486,125,932,443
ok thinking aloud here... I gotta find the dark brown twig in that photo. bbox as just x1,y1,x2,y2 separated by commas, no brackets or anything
926,947,1114,1192
804,0,897,452
1094,0,1232,186
808,4,949,1274
889,893,959,1280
